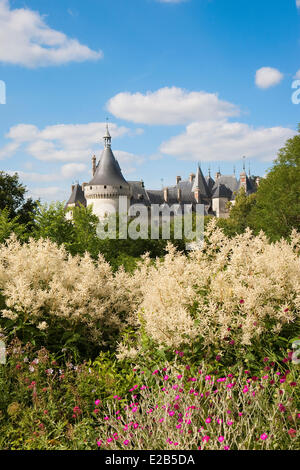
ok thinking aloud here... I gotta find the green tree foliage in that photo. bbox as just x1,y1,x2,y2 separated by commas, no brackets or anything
33,202,75,246
0,208,26,243
222,188,257,235
0,171,38,229
248,128,300,240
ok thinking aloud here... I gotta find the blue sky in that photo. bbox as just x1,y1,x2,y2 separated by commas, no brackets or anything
0,0,299,202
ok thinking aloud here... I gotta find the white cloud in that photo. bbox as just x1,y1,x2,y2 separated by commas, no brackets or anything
160,120,296,162
8,162,87,183
107,87,239,125
28,186,67,202
0,141,20,159
7,170,58,183
3,122,130,162
255,67,284,89
114,150,144,174
61,163,87,179
2,122,144,193
296,0,300,8
294,70,300,78
0,0,102,67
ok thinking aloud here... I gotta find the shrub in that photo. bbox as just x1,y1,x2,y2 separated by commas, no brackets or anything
118,220,300,367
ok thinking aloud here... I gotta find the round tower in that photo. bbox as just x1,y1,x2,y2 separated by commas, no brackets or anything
84,125,131,218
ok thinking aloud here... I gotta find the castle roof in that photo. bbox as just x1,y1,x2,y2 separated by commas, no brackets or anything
192,165,210,197
89,129,129,187
205,174,215,196
212,182,232,199
233,172,255,199
65,184,86,209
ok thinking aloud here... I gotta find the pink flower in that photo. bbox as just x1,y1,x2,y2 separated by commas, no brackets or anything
205,418,212,424
260,433,268,440
242,386,249,393
152,369,159,375
218,436,224,443
96,440,102,447
123,440,130,446
224,446,230,450
205,375,211,381
164,376,169,381
239,299,245,304
202,435,210,442
177,375,183,379
227,421,233,426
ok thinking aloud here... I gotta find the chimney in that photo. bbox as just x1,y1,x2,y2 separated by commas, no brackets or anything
177,188,182,202
176,176,181,185
163,187,169,203
194,190,200,204
215,171,221,180
189,173,195,183
240,169,247,191
92,155,96,176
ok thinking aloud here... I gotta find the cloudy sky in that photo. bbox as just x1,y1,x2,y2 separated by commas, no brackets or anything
0,0,299,202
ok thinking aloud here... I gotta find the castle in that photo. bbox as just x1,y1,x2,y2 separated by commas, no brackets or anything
65,125,259,219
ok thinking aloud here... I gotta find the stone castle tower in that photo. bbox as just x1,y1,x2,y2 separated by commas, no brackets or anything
82,125,130,218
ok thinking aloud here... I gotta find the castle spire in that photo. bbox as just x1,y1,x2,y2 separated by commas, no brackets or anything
242,155,246,172
103,121,111,148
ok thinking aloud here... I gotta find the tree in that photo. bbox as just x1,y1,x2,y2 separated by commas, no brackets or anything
33,202,75,246
0,208,27,243
0,171,39,228
226,188,257,234
249,127,300,240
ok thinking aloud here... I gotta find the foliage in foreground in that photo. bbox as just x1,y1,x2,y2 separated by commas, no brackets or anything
0,219,299,364
0,340,298,450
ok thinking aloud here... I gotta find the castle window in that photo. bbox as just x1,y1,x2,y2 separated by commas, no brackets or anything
104,185,107,189
120,185,122,189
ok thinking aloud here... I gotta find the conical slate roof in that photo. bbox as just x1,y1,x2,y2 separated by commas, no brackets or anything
89,146,129,186
192,165,210,197
65,184,86,208
206,174,215,195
